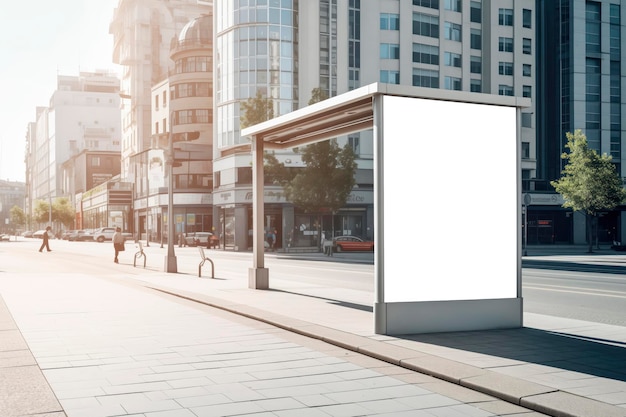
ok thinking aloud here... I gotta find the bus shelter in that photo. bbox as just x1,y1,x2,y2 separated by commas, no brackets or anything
241,83,530,335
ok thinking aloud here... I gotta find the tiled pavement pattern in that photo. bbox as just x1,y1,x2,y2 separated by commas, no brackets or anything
1,240,626,416
0,272,541,417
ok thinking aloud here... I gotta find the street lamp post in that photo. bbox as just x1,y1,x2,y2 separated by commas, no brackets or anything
165,111,177,272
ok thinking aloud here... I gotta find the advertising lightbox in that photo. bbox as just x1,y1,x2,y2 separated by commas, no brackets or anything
382,96,518,303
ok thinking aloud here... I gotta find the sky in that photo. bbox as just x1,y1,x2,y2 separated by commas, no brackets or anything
0,1,119,182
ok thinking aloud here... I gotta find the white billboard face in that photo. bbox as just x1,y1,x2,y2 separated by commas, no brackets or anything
382,96,518,303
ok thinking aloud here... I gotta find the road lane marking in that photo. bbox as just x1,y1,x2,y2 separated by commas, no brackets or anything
524,284,626,299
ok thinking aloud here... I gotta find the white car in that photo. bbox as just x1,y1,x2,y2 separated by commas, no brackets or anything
92,227,116,242
0,234,10,241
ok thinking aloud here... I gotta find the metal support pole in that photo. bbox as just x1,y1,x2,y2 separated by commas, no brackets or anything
165,111,177,272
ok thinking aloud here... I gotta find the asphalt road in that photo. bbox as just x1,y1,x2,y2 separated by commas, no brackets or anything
522,259,626,326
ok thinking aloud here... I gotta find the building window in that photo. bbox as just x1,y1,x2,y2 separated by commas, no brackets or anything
380,70,400,84
586,2,601,54
348,135,360,156
92,157,100,167
413,43,439,65
413,68,439,88
499,8,513,26
154,95,159,111
523,64,532,77
380,43,400,59
499,37,513,52
470,28,481,49
444,76,462,91
522,113,532,128
499,62,513,76
522,142,530,159
155,122,159,134
413,12,439,38
499,85,514,96
470,79,481,93
470,56,481,74
380,13,399,30
445,22,461,41
523,38,532,54
444,52,462,67
413,0,439,9
523,9,532,28
523,85,532,98
444,0,461,12
162,91,167,108
470,1,481,23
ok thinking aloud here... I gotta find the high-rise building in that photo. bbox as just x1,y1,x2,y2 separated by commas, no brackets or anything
536,0,625,245
25,71,121,228
213,0,536,251
110,0,211,180
110,0,212,239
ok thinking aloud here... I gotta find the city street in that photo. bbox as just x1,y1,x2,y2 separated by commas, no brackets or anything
1,238,626,416
0,238,546,417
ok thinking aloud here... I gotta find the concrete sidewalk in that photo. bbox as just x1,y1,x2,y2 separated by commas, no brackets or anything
123,251,626,417
1,240,626,416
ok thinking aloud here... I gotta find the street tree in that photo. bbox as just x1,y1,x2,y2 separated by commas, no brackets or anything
52,197,75,229
9,205,27,234
33,198,75,230
33,200,51,225
240,89,273,130
550,129,626,252
283,88,357,248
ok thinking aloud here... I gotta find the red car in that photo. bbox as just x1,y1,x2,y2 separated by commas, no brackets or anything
332,236,374,252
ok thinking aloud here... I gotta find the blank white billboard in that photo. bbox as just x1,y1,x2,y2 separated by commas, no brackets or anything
382,96,518,303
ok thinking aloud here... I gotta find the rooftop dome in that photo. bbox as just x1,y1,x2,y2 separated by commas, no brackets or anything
178,14,212,44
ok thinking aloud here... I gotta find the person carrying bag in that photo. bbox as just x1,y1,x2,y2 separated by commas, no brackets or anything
112,227,125,263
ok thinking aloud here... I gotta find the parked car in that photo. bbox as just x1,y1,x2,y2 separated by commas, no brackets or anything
185,232,219,248
21,230,34,238
61,230,75,240
92,227,117,242
332,236,374,252
33,229,47,239
0,234,10,241
68,230,94,242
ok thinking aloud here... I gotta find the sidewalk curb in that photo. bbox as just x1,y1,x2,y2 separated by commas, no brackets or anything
145,283,626,417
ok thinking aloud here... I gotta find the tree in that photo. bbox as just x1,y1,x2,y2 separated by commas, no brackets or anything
550,129,626,252
52,198,75,229
9,205,26,234
33,200,51,224
240,89,274,129
33,198,75,230
282,88,357,248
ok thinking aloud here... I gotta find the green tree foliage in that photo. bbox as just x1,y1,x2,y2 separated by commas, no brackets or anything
551,129,626,252
9,206,26,231
240,90,274,129
283,87,357,215
283,140,357,215
282,88,357,247
33,200,51,224
53,198,75,229
33,198,75,229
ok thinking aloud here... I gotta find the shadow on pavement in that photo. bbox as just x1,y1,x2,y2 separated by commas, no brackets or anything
401,327,626,382
269,288,373,312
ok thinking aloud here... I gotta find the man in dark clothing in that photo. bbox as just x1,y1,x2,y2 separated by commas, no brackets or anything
39,226,52,252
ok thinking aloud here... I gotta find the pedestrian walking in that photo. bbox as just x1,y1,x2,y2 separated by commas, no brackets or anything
112,227,125,263
38,226,52,252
